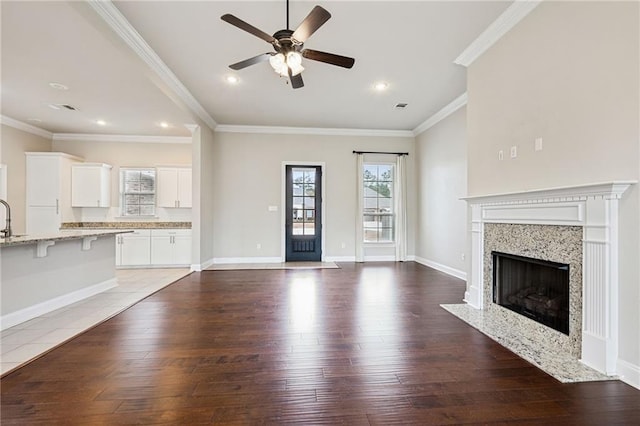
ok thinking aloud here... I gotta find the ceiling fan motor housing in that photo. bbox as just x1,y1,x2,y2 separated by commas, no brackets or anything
272,29,303,53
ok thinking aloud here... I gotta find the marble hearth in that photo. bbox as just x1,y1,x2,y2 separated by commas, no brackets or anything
452,182,634,381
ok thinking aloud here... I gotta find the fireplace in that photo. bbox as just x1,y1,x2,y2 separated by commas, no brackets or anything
492,251,569,335
464,182,634,376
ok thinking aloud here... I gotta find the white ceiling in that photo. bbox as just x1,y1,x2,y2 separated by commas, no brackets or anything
1,1,512,137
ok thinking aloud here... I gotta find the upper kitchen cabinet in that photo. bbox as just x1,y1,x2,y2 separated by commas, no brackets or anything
72,163,112,208
26,152,83,234
156,167,192,208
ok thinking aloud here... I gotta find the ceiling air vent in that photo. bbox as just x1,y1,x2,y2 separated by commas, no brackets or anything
48,103,78,111
395,103,408,109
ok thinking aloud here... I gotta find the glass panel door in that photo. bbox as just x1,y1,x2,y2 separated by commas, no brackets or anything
286,166,321,261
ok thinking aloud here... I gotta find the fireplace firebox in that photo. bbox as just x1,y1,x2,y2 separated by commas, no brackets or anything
492,251,570,335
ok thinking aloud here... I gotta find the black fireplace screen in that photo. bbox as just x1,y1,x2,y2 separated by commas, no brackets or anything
492,251,570,335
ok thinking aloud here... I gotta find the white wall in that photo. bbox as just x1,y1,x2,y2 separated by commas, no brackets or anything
1,124,52,234
210,131,416,261
415,107,467,279
467,1,639,386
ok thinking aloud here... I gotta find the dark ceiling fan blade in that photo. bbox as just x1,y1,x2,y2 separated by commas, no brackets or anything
288,69,304,89
291,6,331,43
302,49,355,69
229,53,272,70
221,14,277,45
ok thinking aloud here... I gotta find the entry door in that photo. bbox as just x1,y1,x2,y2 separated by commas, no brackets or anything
286,165,322,261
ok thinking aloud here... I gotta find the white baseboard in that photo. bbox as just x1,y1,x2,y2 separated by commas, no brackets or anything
191,257,215,272
414,256,467,281
617,358,640,390
0,278,118,331
212,256,283,264
325,256,356,262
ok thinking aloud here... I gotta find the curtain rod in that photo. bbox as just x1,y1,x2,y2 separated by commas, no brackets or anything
353,150,409,156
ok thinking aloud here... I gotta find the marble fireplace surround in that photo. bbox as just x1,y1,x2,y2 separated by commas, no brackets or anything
463,182,635,378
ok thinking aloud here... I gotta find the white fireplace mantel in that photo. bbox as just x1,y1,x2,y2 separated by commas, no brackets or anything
463,181,636,376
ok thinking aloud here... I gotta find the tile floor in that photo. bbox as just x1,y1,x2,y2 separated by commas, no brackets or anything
0,268,190,376
440,303,612,383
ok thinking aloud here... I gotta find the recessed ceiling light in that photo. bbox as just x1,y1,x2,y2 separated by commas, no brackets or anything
159,121,169,128
96,119,107,126
374,81,388,91
49,82,69,91
225,75,239,84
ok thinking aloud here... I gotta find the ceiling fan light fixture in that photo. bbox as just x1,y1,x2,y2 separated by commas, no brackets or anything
286,51,304,76
269,53,288,76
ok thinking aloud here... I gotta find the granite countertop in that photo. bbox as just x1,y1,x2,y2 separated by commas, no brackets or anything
0,229,132,248
61,222,192,230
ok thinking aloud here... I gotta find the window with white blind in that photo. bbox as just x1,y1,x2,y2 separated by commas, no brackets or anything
120,168,156,216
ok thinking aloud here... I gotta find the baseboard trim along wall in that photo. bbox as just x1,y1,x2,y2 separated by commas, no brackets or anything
191,257,215,272
325,256,356,263
414,256,467,281
0,278,118,331
212,257,283,264
616,358,640,390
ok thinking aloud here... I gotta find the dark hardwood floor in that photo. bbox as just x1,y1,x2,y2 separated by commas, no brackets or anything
2,262,639,425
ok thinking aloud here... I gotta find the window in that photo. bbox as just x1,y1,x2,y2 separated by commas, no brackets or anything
291,168,316,235
363,163,394,242
120,168,156,216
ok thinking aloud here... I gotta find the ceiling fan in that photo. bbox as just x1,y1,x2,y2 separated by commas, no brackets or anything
221,1,355,89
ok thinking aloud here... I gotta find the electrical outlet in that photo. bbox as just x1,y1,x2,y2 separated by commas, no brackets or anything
535,137,543,151
498,150,504,161
256,243,261,250
341,242,346,249
510,146,517,158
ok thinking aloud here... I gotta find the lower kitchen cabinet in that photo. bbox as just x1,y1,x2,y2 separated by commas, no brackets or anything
151,229,192,266
115,229,191,268
116,230,151,267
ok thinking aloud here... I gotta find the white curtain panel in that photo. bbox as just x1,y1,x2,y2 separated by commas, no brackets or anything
355,154,364,262
394,155,407,261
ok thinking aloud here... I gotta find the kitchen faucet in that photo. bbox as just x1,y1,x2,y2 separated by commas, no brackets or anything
0,199,12,238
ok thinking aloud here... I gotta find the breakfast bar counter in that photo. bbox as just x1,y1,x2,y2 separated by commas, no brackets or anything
1,230,131,330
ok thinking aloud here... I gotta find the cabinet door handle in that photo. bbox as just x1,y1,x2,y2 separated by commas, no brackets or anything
177,200,180,208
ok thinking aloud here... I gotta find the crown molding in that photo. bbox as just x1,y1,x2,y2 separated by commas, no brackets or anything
214,125,414,138
52,133,191,144
1,115,53,139
412,93,467,136
85,0,218,130
454,0,542,67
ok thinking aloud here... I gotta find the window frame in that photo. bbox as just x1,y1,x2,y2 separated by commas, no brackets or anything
362,162,395,244
119,167,157,217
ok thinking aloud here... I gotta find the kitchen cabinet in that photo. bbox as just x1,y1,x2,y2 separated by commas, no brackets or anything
72,163,112,207
151,229,191,266
115,230,151,267
156,167,192,208
26,152,83,234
